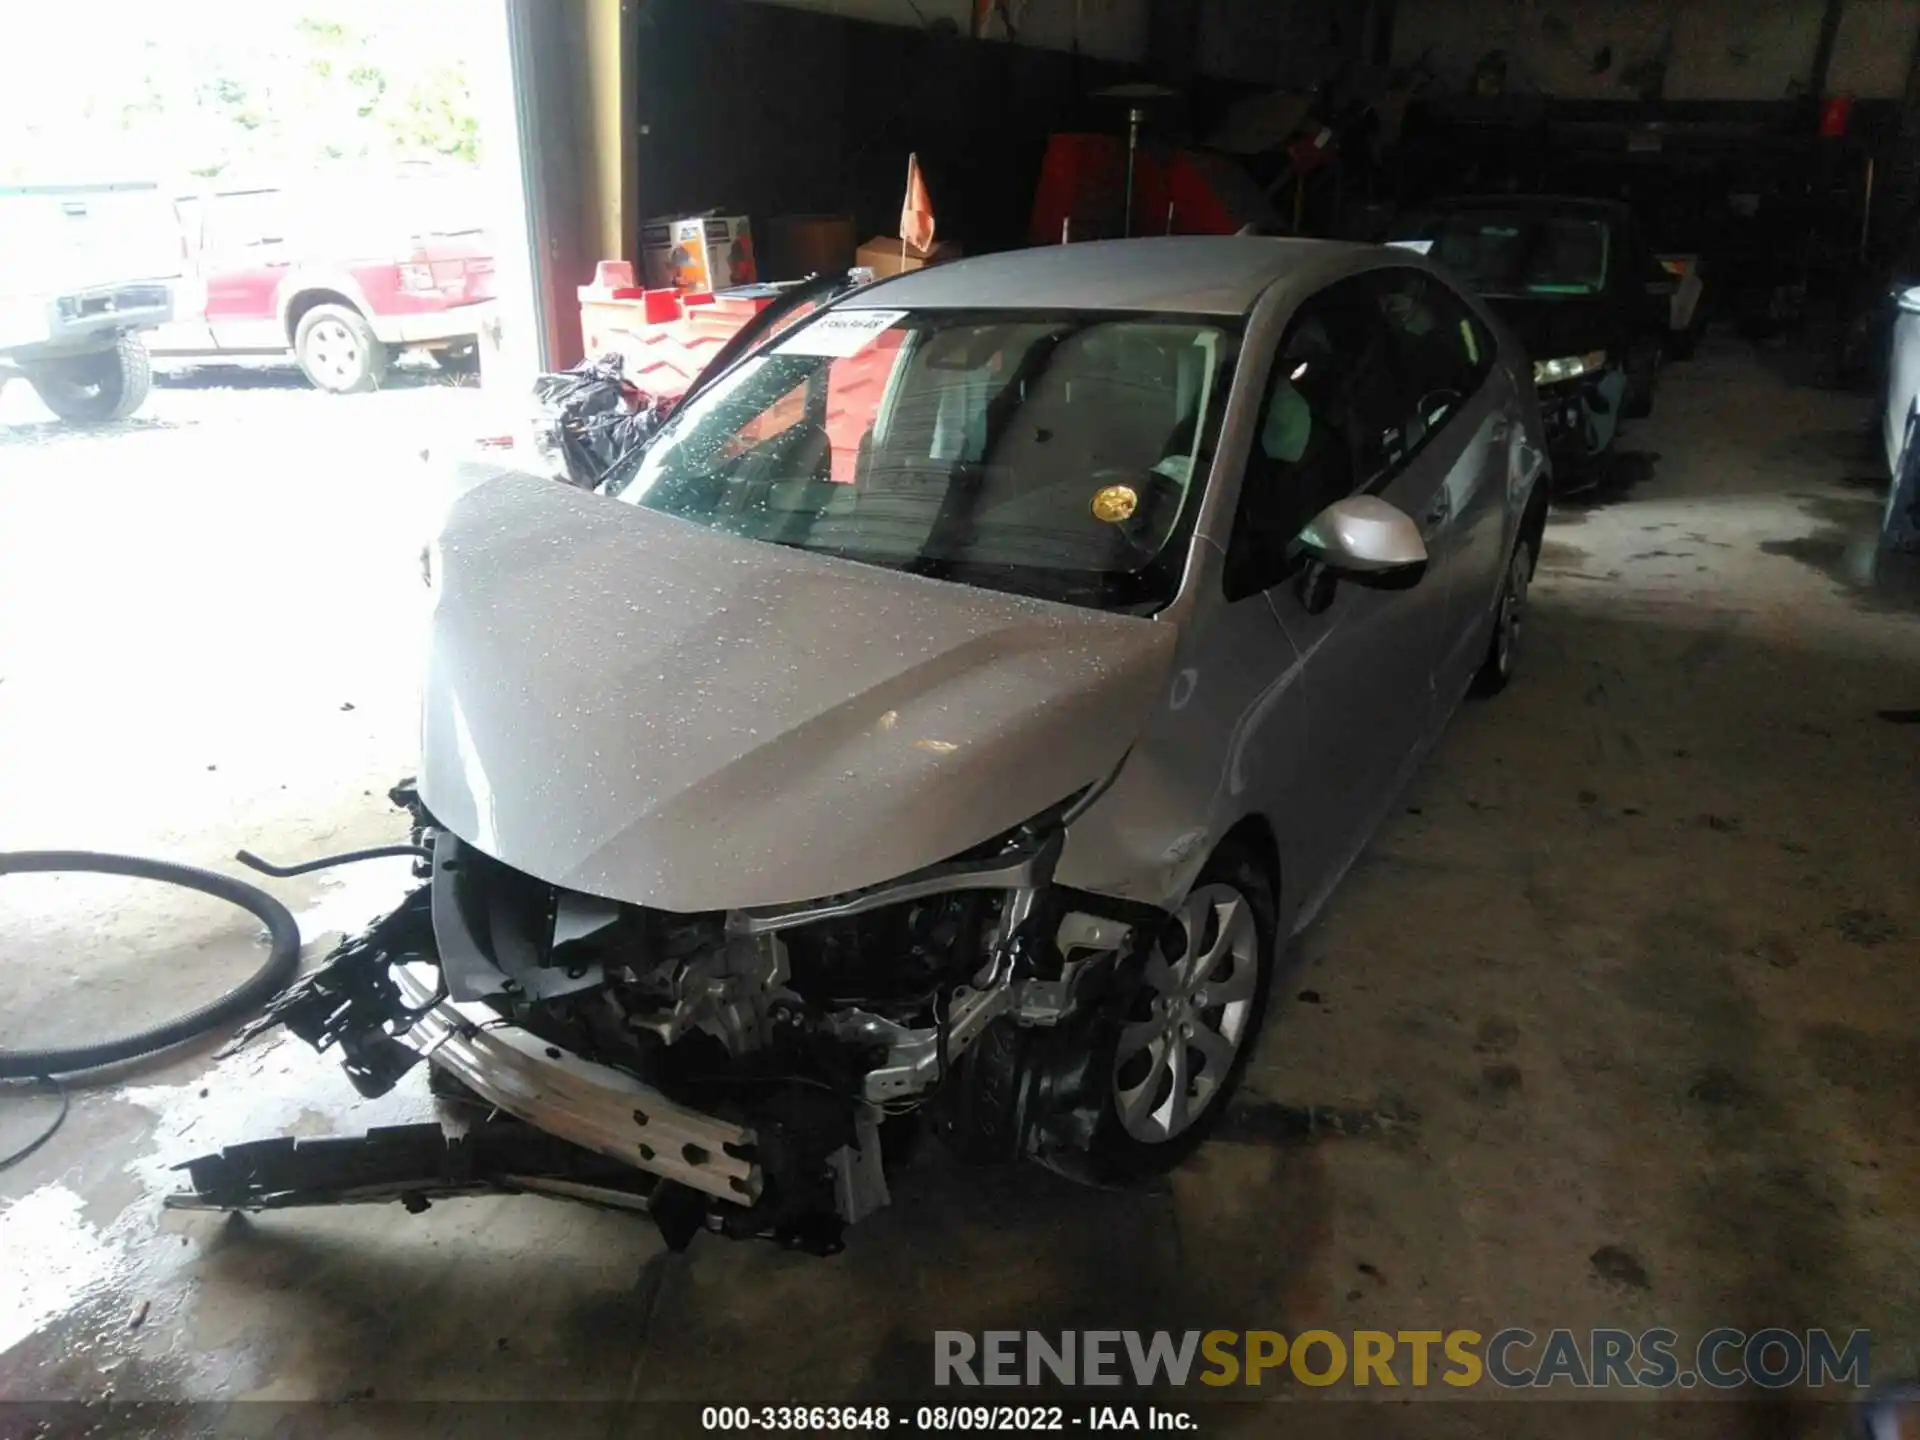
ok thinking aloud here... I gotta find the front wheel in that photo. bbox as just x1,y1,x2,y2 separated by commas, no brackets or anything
26,333,152,424
1471,536,1533,696
294,304,388,393
1088,846,1276,1178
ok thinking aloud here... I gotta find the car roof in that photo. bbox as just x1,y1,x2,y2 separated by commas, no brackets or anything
837,236,1379,317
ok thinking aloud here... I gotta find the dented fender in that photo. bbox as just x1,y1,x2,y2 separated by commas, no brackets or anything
1056,556,1308,929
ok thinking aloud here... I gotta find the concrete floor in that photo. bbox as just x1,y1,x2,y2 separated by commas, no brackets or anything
2,342,1918,1436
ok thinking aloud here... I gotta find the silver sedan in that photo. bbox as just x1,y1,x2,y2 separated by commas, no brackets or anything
189,237,1552,1242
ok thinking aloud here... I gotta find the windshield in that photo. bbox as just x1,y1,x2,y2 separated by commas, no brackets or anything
1419,213,1612,297
611,307,1241,612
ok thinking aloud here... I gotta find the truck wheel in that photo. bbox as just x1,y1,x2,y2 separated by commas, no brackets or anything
27,333,152,424
294,304,389,393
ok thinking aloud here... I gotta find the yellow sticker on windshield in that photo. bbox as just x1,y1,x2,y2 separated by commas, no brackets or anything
1091,484,1139,523
1460,318,1480,364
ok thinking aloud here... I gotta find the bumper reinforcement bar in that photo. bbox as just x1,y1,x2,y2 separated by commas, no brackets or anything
387,965,762,1205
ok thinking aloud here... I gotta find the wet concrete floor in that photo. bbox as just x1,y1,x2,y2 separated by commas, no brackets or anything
2,343,1918,1436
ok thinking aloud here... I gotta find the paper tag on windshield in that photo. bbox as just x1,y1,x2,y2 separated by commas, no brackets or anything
775,309,907,358
1386,238,1434,255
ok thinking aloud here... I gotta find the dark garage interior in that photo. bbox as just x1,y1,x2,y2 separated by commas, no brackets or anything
3,0,1920,1435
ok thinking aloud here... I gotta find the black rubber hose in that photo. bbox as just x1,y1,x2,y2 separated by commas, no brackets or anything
0,851,301,1079
0,1076,68,1171
235,843,430,878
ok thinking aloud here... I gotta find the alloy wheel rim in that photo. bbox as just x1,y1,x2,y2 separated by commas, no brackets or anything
308,320,360,386
1112,883,1259,1144
1497,543,1530,673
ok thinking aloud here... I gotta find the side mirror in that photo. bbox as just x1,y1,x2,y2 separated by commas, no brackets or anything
1296,494,1428,589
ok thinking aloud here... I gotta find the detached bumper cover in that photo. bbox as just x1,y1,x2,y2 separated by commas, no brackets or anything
1538,379,1589,444
1537,368,1625,472
388,964,762,1205
167,1120,661,1213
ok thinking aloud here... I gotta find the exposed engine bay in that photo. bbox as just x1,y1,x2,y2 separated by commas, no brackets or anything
175,783,1153,1255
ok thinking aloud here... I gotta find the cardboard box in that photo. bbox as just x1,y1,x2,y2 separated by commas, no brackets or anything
854,234,961,279
641,213,757,292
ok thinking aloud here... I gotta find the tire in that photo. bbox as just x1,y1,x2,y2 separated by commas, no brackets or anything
1471,535,1533,697
25,333,152,424
1088,843,1277,1179
294,303,389,393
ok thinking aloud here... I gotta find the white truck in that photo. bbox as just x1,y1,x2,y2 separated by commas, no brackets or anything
0,181,177,424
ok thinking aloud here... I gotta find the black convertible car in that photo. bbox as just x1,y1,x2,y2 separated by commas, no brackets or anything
1394,196,1676,480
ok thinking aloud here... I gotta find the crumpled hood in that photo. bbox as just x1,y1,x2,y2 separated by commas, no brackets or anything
418,469,1178,911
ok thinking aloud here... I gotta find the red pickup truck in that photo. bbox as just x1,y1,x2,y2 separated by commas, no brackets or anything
148,172,497,392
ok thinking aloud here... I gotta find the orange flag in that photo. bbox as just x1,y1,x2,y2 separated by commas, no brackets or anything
901,153,936,256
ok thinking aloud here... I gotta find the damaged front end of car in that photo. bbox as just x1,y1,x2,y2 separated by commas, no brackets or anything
172,782,1154,1255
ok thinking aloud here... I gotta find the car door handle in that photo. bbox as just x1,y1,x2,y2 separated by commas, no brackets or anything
1423,494,1451,531
1488,418,1512,444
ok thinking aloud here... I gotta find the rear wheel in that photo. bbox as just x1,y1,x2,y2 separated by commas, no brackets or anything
294,303,388,393
1471,536,1533,696
26,333,152,424
1089,845,1276,1178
